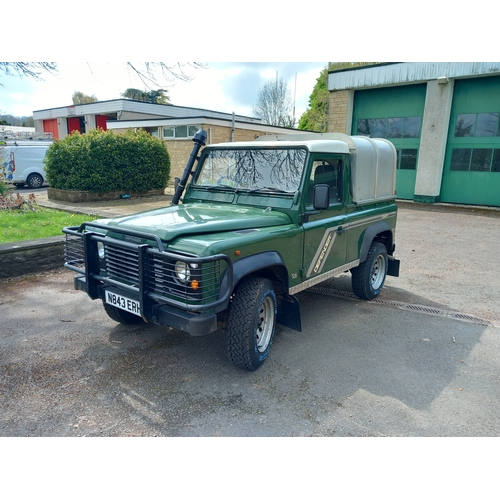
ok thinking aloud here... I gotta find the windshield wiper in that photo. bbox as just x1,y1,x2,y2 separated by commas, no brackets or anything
245,186,289,194
200,184,237,191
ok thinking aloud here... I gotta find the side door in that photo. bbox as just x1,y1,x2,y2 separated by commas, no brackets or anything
301,155,347,282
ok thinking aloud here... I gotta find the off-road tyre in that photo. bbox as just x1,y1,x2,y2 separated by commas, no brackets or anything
26,173,43,189
351,241,388,300
103,301,144,324
226,277,277,371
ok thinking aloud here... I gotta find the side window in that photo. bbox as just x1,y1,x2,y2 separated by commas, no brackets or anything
306,159,342,207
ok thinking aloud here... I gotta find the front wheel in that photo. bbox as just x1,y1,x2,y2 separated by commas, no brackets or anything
351,241,388,300
226,277,277,371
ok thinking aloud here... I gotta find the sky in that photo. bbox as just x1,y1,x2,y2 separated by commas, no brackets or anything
0,62,327,122
2,0,494,123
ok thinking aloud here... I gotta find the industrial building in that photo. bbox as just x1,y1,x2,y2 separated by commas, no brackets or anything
326,62,500,207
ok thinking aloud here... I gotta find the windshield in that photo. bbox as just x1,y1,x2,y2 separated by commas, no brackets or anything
194,147,307,192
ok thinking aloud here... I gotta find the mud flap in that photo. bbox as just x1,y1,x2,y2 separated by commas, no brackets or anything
277,293,302,332
388,258,400,277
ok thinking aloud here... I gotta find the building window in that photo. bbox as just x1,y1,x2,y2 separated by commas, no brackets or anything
493,150,500,172
454,112,499,137
396,149,418,170
450,149,471,171
450,148,500,172
357,116,422,139
471,149,493,171
162,125,200,139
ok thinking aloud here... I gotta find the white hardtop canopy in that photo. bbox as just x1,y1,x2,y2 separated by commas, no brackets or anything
207,132,397,203
208,137,350,154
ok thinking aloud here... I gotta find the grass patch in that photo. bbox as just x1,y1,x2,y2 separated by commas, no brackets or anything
0,207,98,244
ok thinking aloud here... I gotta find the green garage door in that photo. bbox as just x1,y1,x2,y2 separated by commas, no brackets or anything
441,76,500,207
352,84,426,200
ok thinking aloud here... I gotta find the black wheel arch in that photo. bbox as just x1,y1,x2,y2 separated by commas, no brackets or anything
218,251,301,332
222,251,289,297
359,221,394,263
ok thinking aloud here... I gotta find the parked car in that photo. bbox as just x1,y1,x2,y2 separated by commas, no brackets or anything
1,141,51,188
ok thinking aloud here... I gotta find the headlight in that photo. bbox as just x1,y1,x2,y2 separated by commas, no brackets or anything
97,242,105,260
174,261,190,282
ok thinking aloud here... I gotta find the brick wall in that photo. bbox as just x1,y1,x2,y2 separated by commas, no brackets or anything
328,90,350,133
165,124,261,185
0,237,65,279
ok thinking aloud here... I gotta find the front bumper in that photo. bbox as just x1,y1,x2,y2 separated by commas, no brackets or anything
65,223,232,336
74,275,218,336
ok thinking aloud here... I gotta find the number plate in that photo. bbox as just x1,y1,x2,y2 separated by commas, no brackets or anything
105,291,141,316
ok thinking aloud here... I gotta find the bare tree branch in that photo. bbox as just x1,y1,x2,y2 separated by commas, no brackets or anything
0,62,58,83
126,62,206,89
0,62,205,89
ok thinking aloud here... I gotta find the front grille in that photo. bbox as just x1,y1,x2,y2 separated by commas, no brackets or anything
105,244,140,286
64,234,85,271
147,255,222,303
63,225,232,311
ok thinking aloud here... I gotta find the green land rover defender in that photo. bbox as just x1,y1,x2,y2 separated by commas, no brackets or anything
63,130,400,370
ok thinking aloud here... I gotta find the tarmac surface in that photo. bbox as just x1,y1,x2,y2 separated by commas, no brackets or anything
1,190,500,437
34,189,500,327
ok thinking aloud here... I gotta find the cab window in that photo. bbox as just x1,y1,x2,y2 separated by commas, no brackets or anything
305,159,342,207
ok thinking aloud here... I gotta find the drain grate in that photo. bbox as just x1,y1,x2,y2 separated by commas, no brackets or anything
308,286,492,326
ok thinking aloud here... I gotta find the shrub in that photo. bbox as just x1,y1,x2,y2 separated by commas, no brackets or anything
44,128,171,192
1,148,10,196
0,178,8,196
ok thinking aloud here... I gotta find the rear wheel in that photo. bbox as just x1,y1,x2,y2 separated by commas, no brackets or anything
103,302,143,324
351,241,388,300
226,277,277,371
26,173,43,188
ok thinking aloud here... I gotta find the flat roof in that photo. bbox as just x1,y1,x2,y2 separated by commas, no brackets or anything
328,62,500,90
33,98,261,123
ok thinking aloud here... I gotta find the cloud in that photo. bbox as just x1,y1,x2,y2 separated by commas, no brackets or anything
1,62,327,121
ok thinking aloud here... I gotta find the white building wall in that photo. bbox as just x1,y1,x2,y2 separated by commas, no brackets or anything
414,79,455,202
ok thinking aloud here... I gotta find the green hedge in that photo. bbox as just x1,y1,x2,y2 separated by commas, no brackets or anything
44,129,171,192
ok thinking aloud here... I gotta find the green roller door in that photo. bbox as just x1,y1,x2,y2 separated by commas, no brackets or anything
352,84,426,199
441,76,500,207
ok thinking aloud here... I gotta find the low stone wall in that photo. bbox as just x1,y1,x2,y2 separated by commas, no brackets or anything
0,236,65,279
47,187,165,203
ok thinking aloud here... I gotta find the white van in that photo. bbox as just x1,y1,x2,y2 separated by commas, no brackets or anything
1,142,51,188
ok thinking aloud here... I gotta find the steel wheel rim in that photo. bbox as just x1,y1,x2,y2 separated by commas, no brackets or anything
256,295,274,352
371,254,386,289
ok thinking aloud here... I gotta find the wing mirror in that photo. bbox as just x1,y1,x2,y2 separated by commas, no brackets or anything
313,184,330,211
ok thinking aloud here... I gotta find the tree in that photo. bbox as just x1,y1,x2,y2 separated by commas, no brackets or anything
72,91,98,104
0,114,32,126
0,63,57,83
121,88,171,104
125,62,204,88
1,62,203,88
253,77,295,127
298,62,381,132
